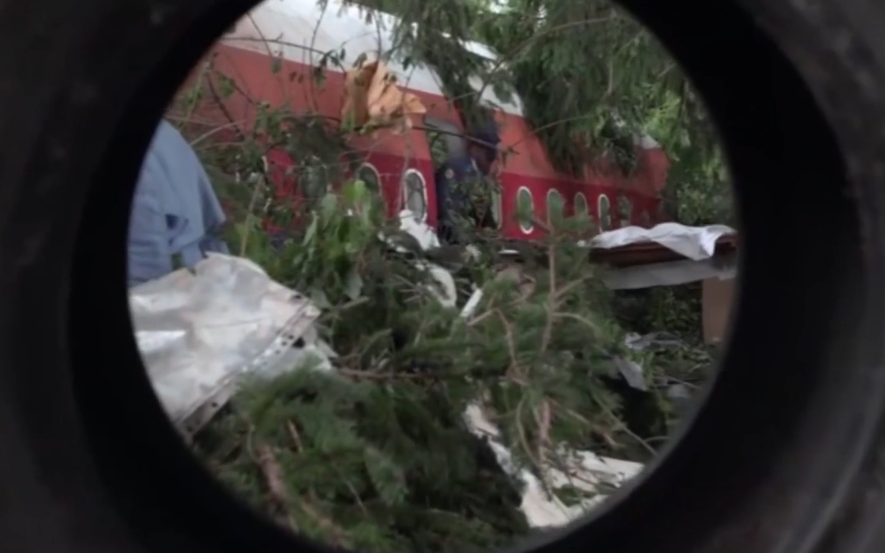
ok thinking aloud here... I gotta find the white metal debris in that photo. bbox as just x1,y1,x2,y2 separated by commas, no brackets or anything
458,288,645,528
396,209,442,251
461,397,644,528
136,211,451,438
389,209,458,307
131,253,331,439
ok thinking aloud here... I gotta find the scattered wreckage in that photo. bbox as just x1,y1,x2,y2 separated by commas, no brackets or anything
132,213,735,528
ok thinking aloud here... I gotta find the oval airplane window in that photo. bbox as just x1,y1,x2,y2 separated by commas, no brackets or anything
547,189,565,226
516,186,534,233
356,163,381,193
574,192,589,217
598,194,612,231
618,195,633,227
402,169,428,221
491,182,503,228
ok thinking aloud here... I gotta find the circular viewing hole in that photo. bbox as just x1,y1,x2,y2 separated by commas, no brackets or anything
124,0,735,551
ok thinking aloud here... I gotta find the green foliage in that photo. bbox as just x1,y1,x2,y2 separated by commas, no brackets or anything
641,89,733,226
612,284,703,343
192,175,677,549
172,49,362,244
196,368,529,553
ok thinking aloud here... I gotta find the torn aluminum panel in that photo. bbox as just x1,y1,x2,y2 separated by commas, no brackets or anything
130,253,330,439
137,210,449,439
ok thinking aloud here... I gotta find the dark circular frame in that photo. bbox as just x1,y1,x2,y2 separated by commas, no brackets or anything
2,0,885,552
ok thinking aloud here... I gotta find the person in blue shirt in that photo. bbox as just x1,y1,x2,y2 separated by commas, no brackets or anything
434,127,500,244
127,120,230,286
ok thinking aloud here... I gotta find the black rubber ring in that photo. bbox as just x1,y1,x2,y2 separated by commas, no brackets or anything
2,0,885,552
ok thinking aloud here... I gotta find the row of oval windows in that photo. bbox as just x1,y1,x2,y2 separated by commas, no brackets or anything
355,163,650,233
356,164,428,218
516,187,651,233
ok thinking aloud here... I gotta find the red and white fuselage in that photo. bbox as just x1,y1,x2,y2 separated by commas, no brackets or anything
182,0,669,238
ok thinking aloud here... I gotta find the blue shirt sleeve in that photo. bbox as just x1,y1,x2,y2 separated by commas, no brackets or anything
128,120,232,286
128,161,172,286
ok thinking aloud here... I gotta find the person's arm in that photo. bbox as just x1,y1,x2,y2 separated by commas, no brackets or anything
127,162,172,286
194,160,230,256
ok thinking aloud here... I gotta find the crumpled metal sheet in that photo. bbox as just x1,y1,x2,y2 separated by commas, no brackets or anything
130,253,329,437
136,211,450,438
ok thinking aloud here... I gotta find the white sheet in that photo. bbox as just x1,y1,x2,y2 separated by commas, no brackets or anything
588,223,736,261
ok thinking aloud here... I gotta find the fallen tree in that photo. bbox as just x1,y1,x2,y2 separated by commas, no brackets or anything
170,176,710,552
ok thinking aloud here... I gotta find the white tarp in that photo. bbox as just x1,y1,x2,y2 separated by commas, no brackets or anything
502,223,737,289
588,223,736,261
588,223,738,290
